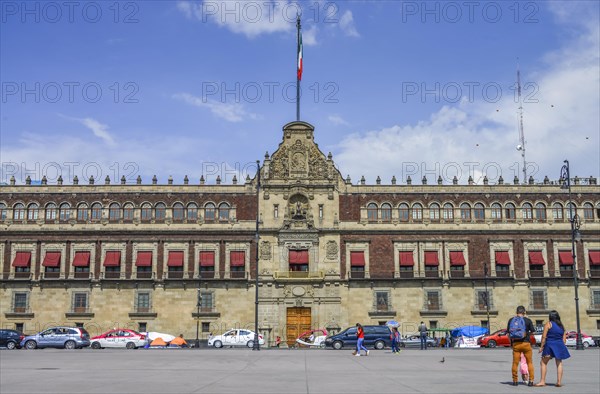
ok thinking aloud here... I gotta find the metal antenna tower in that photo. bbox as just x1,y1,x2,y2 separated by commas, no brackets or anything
516,62,527,183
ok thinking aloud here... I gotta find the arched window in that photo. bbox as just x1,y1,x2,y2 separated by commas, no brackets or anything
380,203,392,222
218,202,230,221
91,203,102,220
109,203,121,221
474,203,485,220
566,202,576,221
505,203,516,220
522,203,533,220
141,203,152,221
173,203,185,221
367,203,378,222
443,203,454,220
552,202,563,220
45,203,57,220
429,203,440,220
155,203,166,220
0,203,6,220
460,203,471,221
13,203,25,220
77,203,89,221
187,203,198,220
411,203,423,221
583,202,594,220
123,203,134,221
398,203,409,222
535,203,546,221
27,203,39,220
491,203,502,220
204,203,216,221
59,203,71,221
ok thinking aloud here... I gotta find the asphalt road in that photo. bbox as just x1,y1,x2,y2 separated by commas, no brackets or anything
1,347,599,393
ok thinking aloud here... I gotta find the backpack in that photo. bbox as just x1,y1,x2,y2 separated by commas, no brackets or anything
509,316,527,339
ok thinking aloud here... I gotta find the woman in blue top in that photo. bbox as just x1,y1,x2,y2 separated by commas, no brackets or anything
535,310,570,387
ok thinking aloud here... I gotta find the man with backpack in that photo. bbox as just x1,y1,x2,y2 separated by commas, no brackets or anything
507,306,536,386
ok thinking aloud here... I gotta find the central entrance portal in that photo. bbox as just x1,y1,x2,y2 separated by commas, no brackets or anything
286,307,311,347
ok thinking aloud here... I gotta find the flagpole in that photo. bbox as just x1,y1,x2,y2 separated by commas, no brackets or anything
296,14,301,121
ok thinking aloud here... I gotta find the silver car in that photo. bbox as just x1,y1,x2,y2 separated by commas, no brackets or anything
399,335,436,348
21,327,90,349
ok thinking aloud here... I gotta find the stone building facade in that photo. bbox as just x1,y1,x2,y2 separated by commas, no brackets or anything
1,121,600,346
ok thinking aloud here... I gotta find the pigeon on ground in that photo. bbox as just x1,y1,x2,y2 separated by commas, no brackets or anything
440,357,445,363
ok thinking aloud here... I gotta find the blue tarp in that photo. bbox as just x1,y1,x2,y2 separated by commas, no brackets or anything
450,326,489,338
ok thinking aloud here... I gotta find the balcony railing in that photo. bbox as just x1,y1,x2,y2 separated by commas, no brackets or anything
12,272,32,280
41,271,62,280
274,270,324,280
447,269,465,278
73,271,92,279
134,271,154,280
588,269,600,278
101,272,125,279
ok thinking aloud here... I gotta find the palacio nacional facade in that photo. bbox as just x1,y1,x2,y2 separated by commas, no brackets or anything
1,121,599,346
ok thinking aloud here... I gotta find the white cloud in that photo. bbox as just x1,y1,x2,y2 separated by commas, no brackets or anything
302,25,318,46
328,114,349,126
334,6,599,184
339,10,359,37
173,92,257,123
58,115,116,146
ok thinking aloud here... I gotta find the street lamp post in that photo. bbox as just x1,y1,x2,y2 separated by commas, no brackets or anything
253,160,261,351
560,160,584,350
195,289,201,349
483,262,491,334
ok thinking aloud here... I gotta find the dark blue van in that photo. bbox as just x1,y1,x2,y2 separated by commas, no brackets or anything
324,325,392,350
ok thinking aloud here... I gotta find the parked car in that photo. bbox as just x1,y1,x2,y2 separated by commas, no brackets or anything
533,327,544,346
565,331,595,348
90,329,147,349
399,335,436,348
0,329,24,349
324,325,392,350
478,329,536,348
20,327,90,349
208,329,264,348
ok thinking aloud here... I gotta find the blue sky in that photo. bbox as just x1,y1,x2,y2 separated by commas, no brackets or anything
1,1,598,185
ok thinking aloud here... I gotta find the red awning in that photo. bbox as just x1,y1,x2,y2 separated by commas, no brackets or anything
449,251,466,266
136,251,152,267
424,251,439,266
12,252,31,267
230,251,245,267
72,251,90,267
199,251,215,267
289,250,309,265
399,251,414,267
589,250,600,266
528,251,546,266
42,252,61,267
167,251,184,267
103,251,121,267
495,251,511,266
350,251,365,266
558,251,574,265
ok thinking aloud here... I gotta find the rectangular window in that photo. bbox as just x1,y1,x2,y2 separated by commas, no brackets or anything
138,322,147,333
426,291,441,311
136,292,151,313
13,292,28,313
476,290,492,311
375,291,389,312
429,321,438,330
289,250,309,272
202,322,211,333
73,292,88,313
75,323,84,329
201,292,213,312
531,289,547,310
15,323,24,333
318,204,323,219
592,290,600,309
274,204,279,218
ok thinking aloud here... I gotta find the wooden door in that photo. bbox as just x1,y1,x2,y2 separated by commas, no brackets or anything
286,307,311,347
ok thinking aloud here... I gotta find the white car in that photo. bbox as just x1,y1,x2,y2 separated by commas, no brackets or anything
208,329,265,348
90,329,148,349
565,333,595,348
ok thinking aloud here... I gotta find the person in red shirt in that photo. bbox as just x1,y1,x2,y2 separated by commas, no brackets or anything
353,323,369,356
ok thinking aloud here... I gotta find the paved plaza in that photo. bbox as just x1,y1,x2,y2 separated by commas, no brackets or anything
1,347,599,394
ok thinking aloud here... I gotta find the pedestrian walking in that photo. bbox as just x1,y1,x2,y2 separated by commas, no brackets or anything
353,323,369,356
507,305,535,386
391,327,401,354
418,321,428,350
535,310,570,387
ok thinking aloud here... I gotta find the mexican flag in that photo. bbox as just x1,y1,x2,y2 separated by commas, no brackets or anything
297,31,303,81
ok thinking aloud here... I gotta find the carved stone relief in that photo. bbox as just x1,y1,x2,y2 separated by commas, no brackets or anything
326,240,338,260
260,241,272,260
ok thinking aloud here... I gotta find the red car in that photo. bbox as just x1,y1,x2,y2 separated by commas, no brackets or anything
478,329,537,348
